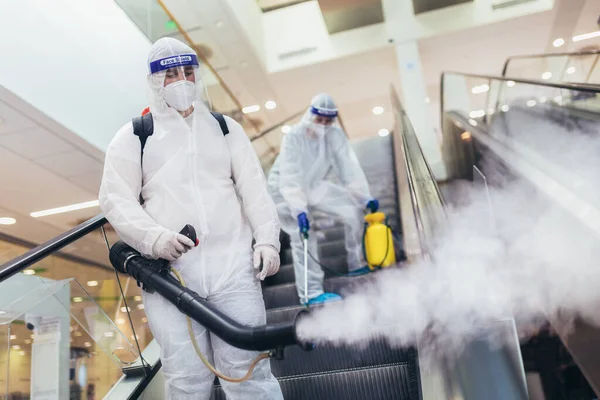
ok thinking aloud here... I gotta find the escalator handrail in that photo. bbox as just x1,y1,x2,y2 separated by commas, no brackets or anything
0,214,107,283
502,50,600,76
441,71,600,92
440,71,600,131
250,109,305,142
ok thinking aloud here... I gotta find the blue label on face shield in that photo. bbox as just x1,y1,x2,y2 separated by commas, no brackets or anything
310,106,338,117
149,54,199,74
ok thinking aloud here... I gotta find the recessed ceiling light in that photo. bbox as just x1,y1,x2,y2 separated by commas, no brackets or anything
501,105,510,112
378,129,390,137
24,339,31,344
116,318,125,325
19,351,25,356
121,307,131,313
84,342,92,348
573,31,600,42
137,304,145,310
281,125,291,134
134,296,142,302
471,84,490,94
506,81,515,87
10,335,16,340
0,217,16,225
131,335,139,340
469,119,478,126
23,269,35,275
73,297,83,303
539,96,547,103
461,132,472,141
30,200,100,218
12,345,20,350
242,105,260,114
265,101,277,110
541,72,552,80
372,106,384,115
87,280,98,287
566,66,576,75
142,317,148,323
103,331,115,338
469,110,485,118
75,331,83,337
553,38,565,47
527,100,537,107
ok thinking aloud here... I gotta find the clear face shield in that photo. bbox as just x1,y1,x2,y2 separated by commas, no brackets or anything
147,53,211,114
302,105,339,138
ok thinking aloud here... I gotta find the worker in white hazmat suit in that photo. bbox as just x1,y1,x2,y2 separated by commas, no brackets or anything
268,93,379,306
99,37,283,399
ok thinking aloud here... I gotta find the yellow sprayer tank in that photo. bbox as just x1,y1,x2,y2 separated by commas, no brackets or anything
364,212,396,270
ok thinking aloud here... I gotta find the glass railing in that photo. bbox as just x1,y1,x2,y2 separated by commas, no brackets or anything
503,51,600,85
0,217,156,399
440,72,600,181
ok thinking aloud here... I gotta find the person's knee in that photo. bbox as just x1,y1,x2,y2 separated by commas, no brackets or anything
164,370,214,399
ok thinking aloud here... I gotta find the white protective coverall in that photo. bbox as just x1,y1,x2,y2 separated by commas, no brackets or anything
267,93,372,303
99,37,283,399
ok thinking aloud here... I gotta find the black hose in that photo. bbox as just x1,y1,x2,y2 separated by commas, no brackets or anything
110,241,313,352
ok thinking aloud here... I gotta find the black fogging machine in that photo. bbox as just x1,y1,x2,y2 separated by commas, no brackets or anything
109,225,313,354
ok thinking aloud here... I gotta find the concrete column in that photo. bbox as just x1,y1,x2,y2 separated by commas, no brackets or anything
395,41,447,180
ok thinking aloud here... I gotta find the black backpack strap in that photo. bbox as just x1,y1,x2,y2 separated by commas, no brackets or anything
210,111,229,135
132,112,154,204
132,112,154,157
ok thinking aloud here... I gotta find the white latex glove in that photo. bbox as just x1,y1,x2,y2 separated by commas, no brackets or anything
253,245,280,280
152,231,195,262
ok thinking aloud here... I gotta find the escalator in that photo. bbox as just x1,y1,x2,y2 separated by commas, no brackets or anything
0,95,429,399
209,133,420,399
10,52,597,398
440,68,600,399
0,79,529,398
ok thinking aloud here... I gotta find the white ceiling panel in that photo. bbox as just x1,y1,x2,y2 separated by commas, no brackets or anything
0,147,96,215
36,150,103,178
0,100,37,135
0,208,64,246
0,126,75,160
68,170,103,195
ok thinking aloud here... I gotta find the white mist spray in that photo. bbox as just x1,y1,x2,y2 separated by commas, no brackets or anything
297,108,600,362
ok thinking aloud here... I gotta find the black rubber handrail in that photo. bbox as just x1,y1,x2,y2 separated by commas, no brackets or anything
0,214,107,283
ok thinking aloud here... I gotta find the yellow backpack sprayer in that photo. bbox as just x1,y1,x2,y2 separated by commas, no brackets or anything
363,211,396,270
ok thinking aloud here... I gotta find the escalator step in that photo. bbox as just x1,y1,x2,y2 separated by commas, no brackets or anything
263,273,381,309
265,305,416,376
211,362,418,400
263,256,348,287
270,339,416,377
